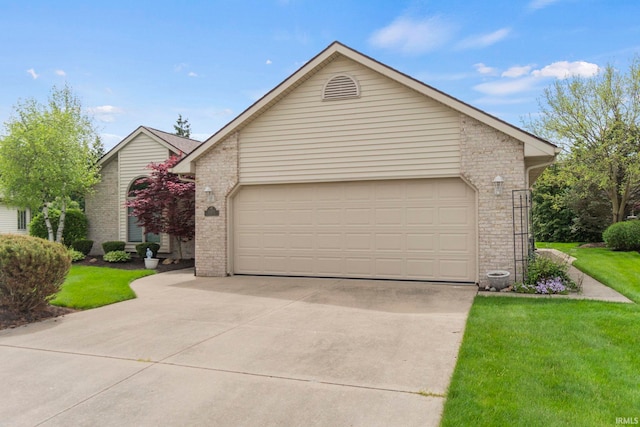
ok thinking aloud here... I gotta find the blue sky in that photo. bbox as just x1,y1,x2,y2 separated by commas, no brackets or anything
1,0,639,150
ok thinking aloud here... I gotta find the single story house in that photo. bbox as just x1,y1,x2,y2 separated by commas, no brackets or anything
85,126,202,257
171,41,558,286
0,202,30,235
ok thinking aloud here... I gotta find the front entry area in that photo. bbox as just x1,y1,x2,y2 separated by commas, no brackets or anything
232,178,477,282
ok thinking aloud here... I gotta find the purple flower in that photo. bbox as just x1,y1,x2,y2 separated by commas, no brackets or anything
535,277,566,294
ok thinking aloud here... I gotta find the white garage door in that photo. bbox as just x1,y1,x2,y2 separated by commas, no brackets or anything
233,178,476,282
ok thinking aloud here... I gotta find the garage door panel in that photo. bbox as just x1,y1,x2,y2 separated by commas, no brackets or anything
233,179,476,282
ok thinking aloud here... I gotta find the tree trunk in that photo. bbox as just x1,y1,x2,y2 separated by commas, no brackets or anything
56,198,67,243
175,235,183,261
42,203,55,242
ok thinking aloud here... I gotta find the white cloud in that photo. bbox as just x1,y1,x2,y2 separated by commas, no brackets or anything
188,71,198,77
100,133,123,151
502,65,532,78
87,105,124,122
474,77,539,96
457,28,511,50
529,0,561,10
55,69,66,76
266,59,272,65
26,68,38,79
531,61,599,79
369,15,456,54
474,63,497,75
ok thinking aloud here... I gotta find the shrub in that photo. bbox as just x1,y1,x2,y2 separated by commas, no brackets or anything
71,239,94,255
29,208,88,246
103,250,131,263
135,242,160,258
603,220,640,251
68,248,86,262
514,255,576,294
102,241,126,253
0,234,71,313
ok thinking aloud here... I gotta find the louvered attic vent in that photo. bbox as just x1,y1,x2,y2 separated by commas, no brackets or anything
322,74,360,100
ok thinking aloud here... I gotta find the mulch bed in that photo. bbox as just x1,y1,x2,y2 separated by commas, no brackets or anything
0,256,194,331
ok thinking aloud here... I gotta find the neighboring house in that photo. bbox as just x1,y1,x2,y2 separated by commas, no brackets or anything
85,126,201,257
0,201,30,235
172,41,559,286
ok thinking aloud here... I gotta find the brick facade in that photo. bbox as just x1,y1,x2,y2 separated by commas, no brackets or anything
460,115,526,286
194,133,239,276
86,158,120,255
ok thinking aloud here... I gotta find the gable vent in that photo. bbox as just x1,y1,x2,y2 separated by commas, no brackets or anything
322,74,360,100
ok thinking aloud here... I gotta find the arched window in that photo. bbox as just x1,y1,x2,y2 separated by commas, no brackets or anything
127,178,160,244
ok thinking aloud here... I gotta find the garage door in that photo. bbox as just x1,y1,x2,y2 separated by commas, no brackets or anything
233,178,476,282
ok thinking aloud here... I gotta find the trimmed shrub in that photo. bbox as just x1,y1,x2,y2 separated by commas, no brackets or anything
68,248,86,262
103,250,131,263
603,220,640,251
29,208,88,246
0,234,71,313
102,241,126,253
71,239,94,255
135,242,160,258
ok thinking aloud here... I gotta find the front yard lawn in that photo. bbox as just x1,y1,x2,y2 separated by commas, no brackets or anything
441,297,640,426
51,265,155,309
442,243,640,426
537,242,640,303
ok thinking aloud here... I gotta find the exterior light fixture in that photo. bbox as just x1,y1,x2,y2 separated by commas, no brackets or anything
493,176,504,195
204,186,215,203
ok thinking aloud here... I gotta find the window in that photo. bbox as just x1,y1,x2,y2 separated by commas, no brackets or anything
322,74,360,100
127,178,158,243
17,210,28,230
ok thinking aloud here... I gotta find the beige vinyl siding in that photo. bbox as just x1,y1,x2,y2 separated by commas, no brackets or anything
0,205,19,234
117,134,171,252
239,56,461,184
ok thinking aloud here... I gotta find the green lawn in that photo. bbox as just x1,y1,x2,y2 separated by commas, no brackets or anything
441,298,640,426
441,244,640,426
51,265,155,309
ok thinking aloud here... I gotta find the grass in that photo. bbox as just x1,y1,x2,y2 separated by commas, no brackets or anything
537,242,640,303
51,265,155,309
441,297,640,426
441,243,640,425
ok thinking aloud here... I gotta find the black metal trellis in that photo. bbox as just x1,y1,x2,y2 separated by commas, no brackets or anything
512,189,534,283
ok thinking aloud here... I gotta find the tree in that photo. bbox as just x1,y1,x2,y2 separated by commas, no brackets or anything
0,85,100,242
125,155,195,259
174,114,191,138
526,57,640,223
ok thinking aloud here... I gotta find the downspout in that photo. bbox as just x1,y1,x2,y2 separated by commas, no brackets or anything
525,159,556,189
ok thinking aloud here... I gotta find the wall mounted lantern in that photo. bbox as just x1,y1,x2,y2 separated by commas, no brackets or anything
204,186,215,203
493,176,504,195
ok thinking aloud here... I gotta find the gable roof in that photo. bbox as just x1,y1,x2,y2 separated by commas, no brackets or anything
173,41,558,174
99,126,202,165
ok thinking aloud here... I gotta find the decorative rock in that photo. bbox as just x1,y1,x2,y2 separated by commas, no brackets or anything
162,258,173,265
89,258,98,263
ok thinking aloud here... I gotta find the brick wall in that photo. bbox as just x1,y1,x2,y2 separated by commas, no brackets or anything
193,133,239,276
460,115,526,287
86,157,120,255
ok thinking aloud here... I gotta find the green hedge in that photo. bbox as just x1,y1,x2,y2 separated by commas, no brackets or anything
29,208,88,246
135,242,160,258
102,241,125,253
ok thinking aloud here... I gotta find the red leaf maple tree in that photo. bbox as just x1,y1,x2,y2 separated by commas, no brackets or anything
125,155,195,259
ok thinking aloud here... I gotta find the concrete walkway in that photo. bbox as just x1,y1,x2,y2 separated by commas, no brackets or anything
0,272,477,426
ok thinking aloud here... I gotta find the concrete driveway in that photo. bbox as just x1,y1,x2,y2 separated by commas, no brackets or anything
0,270,476,426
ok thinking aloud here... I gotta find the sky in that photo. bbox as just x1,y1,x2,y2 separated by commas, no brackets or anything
1,0,639,151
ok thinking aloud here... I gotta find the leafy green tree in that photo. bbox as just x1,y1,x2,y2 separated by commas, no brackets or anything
527,57,640,223
174,114,191,138
0,85,100,243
